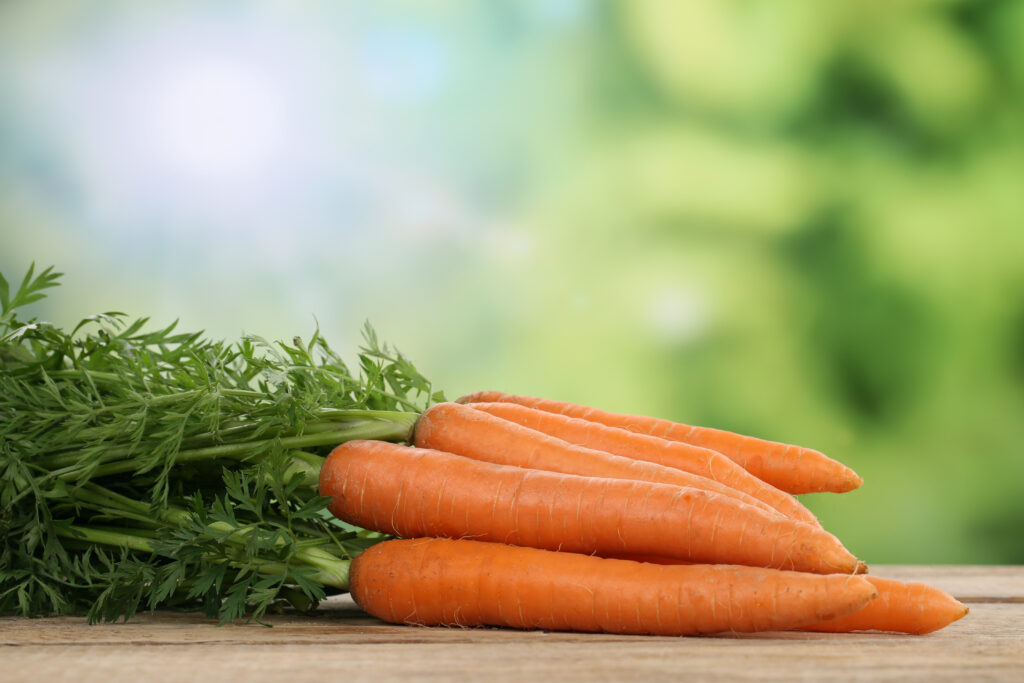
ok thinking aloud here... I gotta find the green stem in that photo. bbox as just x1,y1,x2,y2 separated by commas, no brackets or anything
55,524,352,590
193,419,344,442
54,418,414,479
50,418,289,463
314,409,419,425
173,411,416,451
43,408,417,469
55,524,157,554
289,450,327,469
260,553,351,590
296,545,352,586
178,418,365,449
68,481,356,563
66,482,196,530
73,482,152,516
258,450,324,489
278,586,316,612
47,370,267,404
68,484,279,547
66,482,335,554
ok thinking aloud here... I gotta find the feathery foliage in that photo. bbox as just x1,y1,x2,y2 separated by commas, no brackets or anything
0,265,440,623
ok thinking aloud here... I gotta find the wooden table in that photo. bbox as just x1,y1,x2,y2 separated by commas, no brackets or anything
1,566,1021,682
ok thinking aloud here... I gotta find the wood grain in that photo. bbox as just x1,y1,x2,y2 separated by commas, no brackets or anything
1,566,1021,682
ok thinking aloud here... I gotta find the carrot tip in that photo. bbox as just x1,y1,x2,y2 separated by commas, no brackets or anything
841,474,865,492
855,561,869,575
915,601,969,634
952,603,970,622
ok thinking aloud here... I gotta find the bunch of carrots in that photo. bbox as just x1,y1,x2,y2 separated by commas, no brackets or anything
319,391,969,637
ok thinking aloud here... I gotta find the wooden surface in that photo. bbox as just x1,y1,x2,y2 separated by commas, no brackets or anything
1,566,1021,682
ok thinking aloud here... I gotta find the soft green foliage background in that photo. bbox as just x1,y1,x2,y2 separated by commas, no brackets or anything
2,1,1022,563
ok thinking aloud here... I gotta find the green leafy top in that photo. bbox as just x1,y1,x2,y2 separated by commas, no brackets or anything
0,263,62,323
1,265,441,623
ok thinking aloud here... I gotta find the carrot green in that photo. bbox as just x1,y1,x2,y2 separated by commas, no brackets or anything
0,264,438,623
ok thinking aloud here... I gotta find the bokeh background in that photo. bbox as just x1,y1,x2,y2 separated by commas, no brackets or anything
2,1,1022,563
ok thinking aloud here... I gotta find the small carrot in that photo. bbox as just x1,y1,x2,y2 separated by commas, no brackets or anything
458,391,862,495
467,401,821,527
319,440,861,574
351,538,878,635
414,402,783,519
801,576,968,634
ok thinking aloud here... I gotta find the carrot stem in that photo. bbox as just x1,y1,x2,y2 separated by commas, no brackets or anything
55,524,352,590
53,419,413,480
56,524,158,554
42,410,418,472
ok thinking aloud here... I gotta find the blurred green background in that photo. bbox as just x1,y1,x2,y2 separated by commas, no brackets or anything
2,1,1022,563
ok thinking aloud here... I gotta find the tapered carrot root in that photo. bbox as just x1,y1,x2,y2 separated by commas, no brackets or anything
468,401,821,528
801,576,968,634
414,402,782,519
351,538,878,635
459,391,862,495
320,440,861,574
600,558,960,634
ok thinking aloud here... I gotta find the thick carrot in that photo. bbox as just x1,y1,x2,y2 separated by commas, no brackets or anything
802,576,968,634
319,440,861,574
467,401,821,527
458,391,862,495
413,402,782,519
351,538,878,635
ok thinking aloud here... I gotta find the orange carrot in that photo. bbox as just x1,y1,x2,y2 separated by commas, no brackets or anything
467,401,821,527
458,391,862,495
319,440,860,574
801,576,968,634
596,556,963,634
351,538,878,635
413,402,783,519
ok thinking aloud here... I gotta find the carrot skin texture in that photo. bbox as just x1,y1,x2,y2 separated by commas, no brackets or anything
350,538,879,635
414,402,782,519
319,440,860,574
467,401,821,528
801,576,968,634
600,553,696,565
597,558,959,633
459,391,862,495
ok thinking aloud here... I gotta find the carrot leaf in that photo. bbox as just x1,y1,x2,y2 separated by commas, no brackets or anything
0,264,431,622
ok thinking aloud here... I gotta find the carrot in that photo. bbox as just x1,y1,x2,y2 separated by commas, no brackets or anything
458,391,862,495
350,538,878,635
801,576,968,634
466,401,821,528
413,402,783,519
319,440,861,574
593,557,961,633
